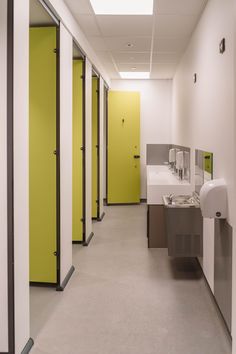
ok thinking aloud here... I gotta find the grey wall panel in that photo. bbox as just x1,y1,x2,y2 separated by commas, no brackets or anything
146,144,190,166
146,144,170,165
214,219,232,332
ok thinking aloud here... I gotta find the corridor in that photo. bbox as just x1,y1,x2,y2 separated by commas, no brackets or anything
31,205,231,354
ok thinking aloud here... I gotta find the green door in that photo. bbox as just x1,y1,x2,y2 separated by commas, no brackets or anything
92,77,99,218
108,91,140,204
73,60,84,242
29,27,57,284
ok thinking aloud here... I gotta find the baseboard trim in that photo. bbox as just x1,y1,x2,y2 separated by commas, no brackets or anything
21,338,34,354
56,266,75,292
98,212,105,222
30,282,57,288
72,240,84,244
106,202,140,206
83,232,94,246
196,258,232,338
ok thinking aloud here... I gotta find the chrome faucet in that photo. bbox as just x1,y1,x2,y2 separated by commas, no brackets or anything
169,194,174,204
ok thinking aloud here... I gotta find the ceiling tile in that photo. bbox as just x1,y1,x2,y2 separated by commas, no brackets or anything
152,52,180,63
156,0,207,15
153,36,188,53
155,14,199,38
64,0,208,80
112,52,150,63
151,62,177,79
109,71,121,79
64,0,94,15
96,51,113,64
87,36,108,51
76,15,101,36
96,15,153,37
105,37,152,52
116,63,150,72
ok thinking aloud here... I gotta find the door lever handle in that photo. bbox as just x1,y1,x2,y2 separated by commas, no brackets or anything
133,155,140,159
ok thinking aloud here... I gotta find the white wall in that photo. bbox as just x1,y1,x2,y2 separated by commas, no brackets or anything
0,1,9,351
14,0,30,352
85,58,93,240
172,0,235,344
60,23,73,283
110,80,173,198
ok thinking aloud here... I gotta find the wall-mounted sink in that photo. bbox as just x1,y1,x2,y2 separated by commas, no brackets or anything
163,194,200,208
147,165,192,204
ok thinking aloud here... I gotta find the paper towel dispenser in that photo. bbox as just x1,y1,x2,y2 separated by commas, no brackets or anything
200,178,227,219
169,149,176,163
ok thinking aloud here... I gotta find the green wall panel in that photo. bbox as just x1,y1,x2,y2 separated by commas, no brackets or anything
108,91,140,204
92,77,98,218
204,151,213,175
73,60,84,242
29,27,57,283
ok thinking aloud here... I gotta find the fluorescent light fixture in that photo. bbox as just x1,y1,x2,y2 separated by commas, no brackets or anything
119,72,150,79
90,0,153,15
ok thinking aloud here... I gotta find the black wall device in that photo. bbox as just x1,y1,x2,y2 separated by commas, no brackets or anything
219,38,226,54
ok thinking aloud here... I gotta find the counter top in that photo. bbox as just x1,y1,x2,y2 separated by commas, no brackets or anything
147,165,192,205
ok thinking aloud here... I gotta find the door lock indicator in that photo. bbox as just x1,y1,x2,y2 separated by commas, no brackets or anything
134,155,140,159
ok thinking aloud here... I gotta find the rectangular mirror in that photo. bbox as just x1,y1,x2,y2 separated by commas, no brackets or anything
195,149,213,194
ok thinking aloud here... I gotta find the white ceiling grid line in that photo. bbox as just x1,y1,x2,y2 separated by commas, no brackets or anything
64,0,208,79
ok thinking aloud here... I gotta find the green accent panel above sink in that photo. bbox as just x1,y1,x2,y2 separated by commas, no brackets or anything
203,152,213,174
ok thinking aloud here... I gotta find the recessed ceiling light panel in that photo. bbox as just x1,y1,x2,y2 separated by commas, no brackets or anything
90,0,153,15
119,72,150,79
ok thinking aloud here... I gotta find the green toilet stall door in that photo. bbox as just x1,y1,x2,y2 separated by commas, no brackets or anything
92,77,99,218
29,27,57,284
108,91,140,204
73,59,84,242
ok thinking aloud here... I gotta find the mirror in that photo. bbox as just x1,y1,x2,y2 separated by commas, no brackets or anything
195,149,213,194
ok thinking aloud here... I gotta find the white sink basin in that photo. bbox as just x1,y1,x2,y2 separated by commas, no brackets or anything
147,165,193,205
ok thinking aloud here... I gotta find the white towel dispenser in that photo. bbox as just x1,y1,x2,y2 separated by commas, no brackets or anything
176,151,184,170
200,178,227,219
169,149,176,163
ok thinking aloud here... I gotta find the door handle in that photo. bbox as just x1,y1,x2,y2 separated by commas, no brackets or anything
133,155,140,159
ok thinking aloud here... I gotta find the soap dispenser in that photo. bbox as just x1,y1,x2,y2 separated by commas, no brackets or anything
199,178,227,219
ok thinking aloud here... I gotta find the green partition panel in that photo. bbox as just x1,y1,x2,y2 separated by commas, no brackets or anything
73,60,84,242
29,27,57,283
92,77,99,218
108,91,140,204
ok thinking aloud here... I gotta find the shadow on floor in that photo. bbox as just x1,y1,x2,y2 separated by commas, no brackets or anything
168,257,202,280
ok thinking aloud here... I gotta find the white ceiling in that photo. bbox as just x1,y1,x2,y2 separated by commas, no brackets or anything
64,0,208,79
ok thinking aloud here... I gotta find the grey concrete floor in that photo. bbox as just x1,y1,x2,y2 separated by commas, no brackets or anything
30,205,232,354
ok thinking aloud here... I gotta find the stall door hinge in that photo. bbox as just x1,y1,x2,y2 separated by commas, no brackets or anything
53,150,59,156
53,251,59,257
53,48,59,54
